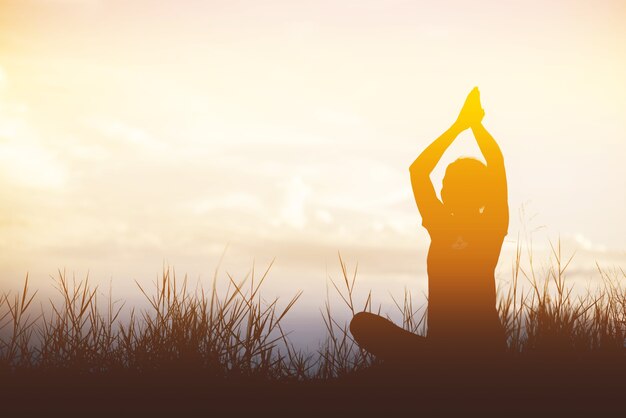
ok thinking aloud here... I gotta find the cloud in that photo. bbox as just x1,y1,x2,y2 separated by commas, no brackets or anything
0,92,67,189
573,233,607,253
87,117,167,153
0,141,67,189
188,193,264,215
277,176,311,229
315,209,333,224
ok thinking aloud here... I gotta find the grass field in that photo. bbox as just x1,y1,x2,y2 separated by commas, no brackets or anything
1,242,624,415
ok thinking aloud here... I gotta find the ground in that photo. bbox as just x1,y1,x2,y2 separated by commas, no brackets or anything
3,355,624,417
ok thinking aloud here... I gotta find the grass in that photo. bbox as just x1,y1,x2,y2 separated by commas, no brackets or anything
0,241,624,414
499,240,625,355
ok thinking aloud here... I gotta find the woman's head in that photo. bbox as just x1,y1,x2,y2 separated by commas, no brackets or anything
441,157,490,215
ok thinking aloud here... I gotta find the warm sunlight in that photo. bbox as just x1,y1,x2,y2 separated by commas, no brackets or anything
1,1,625,416
1,0,625,345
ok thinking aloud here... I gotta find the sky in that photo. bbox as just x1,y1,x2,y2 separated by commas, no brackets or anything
1,0,625,347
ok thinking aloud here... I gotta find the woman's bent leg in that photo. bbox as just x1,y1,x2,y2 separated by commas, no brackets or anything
350,312,426,363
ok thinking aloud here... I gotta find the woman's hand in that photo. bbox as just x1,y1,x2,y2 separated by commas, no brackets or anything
453,87,485,132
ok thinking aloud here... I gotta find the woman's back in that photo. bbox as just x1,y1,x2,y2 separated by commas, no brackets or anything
425,211,506,350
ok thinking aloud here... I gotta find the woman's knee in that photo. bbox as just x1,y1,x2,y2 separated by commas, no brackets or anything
349,312,367,337
350,312,418,361
350,312,376,338
350,311,393,340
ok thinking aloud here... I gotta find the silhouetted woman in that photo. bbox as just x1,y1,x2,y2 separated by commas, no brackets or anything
350,87,508,362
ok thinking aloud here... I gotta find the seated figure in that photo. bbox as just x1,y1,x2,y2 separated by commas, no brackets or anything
350,87,509,363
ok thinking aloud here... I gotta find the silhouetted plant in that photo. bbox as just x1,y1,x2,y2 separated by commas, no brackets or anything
0,242,624,379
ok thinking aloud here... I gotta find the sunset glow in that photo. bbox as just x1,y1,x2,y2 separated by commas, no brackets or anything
1,2,625,343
